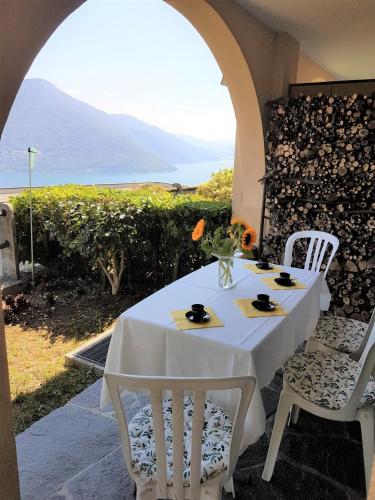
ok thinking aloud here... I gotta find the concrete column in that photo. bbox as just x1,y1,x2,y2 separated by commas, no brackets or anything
271,32,299,99
0,303,20,499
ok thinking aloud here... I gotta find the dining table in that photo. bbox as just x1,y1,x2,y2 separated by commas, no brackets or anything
100,258,323,449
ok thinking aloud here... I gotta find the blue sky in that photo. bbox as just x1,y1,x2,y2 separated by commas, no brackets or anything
26,0,236,141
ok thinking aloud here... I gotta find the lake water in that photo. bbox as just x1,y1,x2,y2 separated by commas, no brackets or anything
0,159,233,188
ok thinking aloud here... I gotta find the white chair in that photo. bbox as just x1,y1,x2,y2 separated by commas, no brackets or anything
284,230,339,276
262,320,375,494
289,309,375,427
105,373,255,500
284,230,339,310
307,309,375,360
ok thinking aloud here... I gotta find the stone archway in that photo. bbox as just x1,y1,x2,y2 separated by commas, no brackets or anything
0,0,301,232
0,0,271,232
0,1,300,496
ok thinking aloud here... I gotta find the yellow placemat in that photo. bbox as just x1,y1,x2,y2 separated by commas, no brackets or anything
244,263,282,274
171,307,224,331
236,298,288,318
262,277,307,290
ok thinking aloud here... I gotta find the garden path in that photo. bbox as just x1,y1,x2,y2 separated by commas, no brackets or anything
17,376,366,499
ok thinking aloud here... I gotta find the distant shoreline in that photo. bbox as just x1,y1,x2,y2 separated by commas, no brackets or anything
0,181,197,202
0,159,233,196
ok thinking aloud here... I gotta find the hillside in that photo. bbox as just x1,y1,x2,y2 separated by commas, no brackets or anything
178,135,234,159
0,79,233,173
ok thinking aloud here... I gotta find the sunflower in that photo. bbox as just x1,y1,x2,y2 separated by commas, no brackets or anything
230,217,251,229
241,226,257,250
192,219,206,241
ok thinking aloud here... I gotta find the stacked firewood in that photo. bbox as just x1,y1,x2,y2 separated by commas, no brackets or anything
264,92,375,319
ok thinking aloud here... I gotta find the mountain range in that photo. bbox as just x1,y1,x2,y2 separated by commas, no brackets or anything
0,79,234,173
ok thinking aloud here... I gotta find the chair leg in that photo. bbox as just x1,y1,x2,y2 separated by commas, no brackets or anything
136,483,156,500
288,404,300,425
357,408,374,495
224,476,235,497
305,339,313,353
200,481,222,500
262,392,292,481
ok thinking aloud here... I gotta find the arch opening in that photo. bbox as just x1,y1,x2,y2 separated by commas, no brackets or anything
1,0,265,232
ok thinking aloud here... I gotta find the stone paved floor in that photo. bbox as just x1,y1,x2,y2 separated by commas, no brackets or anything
17,376,366,500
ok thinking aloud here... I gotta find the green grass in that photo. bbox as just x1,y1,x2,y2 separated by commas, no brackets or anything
6,325,101,434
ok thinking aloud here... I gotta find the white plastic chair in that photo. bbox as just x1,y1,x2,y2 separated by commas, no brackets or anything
284,230,339,277
306,309,375,361
262,320,375,494
284,230,339,310
289,309,375,427
105,373,255,500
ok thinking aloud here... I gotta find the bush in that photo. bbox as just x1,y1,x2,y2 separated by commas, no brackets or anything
11,185,231,295
197,168,233,202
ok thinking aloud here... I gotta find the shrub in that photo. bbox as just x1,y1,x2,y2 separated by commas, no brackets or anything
11,185,231,295
196,168,233,202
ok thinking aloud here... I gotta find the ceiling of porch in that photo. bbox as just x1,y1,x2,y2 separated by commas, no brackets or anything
235,0,375,80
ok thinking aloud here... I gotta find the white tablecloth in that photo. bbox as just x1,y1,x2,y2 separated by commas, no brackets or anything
101,258,322,447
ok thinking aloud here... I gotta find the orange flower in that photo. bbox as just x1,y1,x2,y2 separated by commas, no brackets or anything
192,219,206,241
241,226,257,250
231,216,251,229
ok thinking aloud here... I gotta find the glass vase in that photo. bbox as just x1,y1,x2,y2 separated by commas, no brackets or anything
217,255,235,289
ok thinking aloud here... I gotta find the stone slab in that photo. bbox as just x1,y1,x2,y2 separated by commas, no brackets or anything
68,378,103,411
235,460,354,500
16,364,367,500
69,377,148,418
261,387,280,419
17,404,120,499
280,433,365,493
268,372,283,393
50,446,134,500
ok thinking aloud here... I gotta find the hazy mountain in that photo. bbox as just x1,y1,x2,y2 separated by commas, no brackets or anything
112,115,221,165
178,135,234,160
0,79,233,173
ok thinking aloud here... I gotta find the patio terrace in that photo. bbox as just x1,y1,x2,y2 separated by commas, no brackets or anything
1,1,374,498
17,373,366,499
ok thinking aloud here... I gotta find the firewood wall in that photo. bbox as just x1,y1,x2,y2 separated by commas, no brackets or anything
263,92,374,319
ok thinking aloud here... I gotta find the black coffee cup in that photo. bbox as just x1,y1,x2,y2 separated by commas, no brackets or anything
191,303,205,320
257,260,270,270
257,294,270,304
279,272,291,282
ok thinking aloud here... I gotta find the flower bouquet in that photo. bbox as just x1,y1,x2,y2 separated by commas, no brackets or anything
192,217,257,288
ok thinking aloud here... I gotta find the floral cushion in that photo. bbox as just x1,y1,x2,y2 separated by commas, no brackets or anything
311,316,367,354
128,397,232,486
283,351,375,410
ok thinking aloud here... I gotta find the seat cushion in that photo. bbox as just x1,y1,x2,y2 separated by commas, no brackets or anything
129,397,232,486
283,351,375,410
311,316,367,354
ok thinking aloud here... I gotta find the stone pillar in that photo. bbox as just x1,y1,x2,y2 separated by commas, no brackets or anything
0,304,20,499
270,32,299,99
0,203,19,281
0,203,20,497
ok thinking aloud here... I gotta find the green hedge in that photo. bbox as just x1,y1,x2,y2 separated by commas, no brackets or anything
11,185,231,295
197,168,233,202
